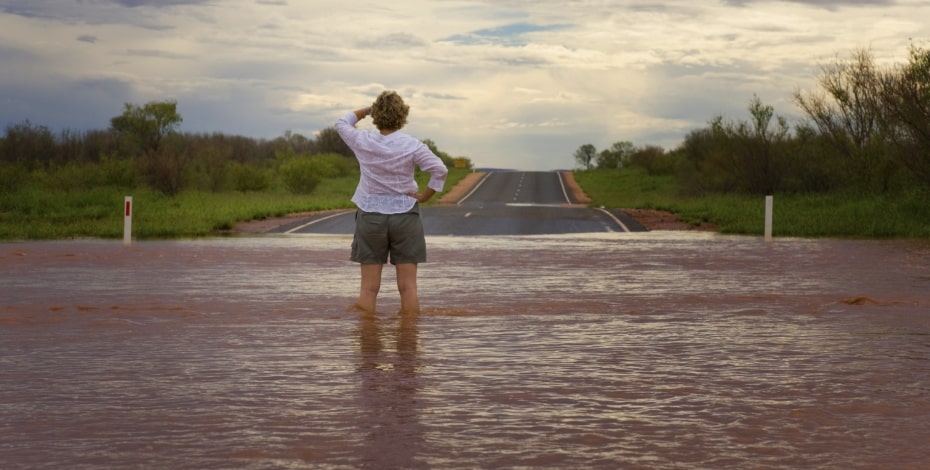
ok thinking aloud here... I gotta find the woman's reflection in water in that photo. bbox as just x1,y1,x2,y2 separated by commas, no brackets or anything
357,311,424,468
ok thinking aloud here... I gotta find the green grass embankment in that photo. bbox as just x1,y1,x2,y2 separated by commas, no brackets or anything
572,168,930,238
0,169,470,240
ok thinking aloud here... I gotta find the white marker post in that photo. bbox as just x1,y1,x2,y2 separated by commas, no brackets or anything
764,195,773,242
123,196,133,247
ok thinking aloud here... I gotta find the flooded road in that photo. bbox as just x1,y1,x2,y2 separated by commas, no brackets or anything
2,233,929,468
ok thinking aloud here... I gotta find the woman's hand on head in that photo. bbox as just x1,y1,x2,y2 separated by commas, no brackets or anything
353,106,372,121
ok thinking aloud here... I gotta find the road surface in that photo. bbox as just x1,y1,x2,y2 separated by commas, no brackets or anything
274,171,645,236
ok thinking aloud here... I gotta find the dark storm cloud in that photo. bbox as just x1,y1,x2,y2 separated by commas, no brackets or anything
0,0,208,18
0,0,203,30
0,72,287,138
0,1,41,18
0,0,208,31
177,82,317,138
0,43,35,62
0,77,134,132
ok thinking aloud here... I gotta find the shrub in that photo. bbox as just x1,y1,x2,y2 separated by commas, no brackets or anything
99,154,139,188
46,163,101,191
312,152,359,177
0,162,29,194
229,162,270,192
279,157,324,194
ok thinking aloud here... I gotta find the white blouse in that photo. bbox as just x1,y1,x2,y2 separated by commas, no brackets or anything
336,112,448,214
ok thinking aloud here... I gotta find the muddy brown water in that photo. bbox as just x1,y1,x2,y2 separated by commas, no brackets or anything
2,233,929,469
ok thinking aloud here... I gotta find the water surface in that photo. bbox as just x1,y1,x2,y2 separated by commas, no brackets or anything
2,233,929,468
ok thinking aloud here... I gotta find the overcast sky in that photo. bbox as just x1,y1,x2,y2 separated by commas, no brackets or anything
1,0,927,170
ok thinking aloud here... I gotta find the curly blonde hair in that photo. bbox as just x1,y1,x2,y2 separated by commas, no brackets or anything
371,90,409,131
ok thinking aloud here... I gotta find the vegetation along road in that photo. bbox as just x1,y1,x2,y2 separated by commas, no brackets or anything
271,171,645,236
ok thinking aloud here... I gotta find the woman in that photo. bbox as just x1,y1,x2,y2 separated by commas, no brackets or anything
335,90,448,314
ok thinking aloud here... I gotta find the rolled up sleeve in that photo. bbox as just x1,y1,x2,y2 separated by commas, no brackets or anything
415,146,448,192
334,112,360,144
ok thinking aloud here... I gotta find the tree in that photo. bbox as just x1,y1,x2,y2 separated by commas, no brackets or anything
710,95,791,194
877,43,930,187
110,100,183,156
573,144,596,169
314,127,354,158
628,145,671,174
138,132,189,195
188,136,233,192
0,120,56,168
596,141,634,169
794,49,891,189
423,139,455,167
109,101,185,194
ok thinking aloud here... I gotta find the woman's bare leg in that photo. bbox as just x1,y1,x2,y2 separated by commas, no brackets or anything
356,263,383,312
395,263,419,314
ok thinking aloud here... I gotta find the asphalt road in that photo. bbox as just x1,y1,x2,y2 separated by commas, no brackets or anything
275,171,645,236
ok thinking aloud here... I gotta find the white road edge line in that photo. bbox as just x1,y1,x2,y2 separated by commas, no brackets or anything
284,210,354,234
595,207,630,233
554,171,627,232
556,171,571,204
457,172,493,206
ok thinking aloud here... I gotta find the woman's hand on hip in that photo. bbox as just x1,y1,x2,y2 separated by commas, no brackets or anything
409,188,437,203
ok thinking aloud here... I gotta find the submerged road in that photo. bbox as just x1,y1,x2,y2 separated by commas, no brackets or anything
275,171,645,236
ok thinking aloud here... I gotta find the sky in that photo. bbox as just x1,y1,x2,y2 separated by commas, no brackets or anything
1,0,928,170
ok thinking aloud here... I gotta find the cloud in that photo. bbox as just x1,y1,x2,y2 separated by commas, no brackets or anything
356,33,427,49
1,0,929,170
110,0,211,7
0,0,182,30
724,0,894,8
441,22,571,47
1,76,134,131
421,92,466,101
125,48,196,60
0,43,35,62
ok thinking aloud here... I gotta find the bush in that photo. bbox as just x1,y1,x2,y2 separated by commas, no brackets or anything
279,157,325,194
312,152,359,177
46,163,101,191
0,162,29,194
229,162,270,192
137,134,190,196
99,154,139,188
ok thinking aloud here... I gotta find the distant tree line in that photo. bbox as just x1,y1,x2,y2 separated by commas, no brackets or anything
0,100,469,195
574,44,930,196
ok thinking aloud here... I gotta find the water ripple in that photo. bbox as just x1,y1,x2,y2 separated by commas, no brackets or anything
2,234,929,468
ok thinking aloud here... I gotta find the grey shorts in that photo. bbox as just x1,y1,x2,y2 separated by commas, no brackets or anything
351,203,426,265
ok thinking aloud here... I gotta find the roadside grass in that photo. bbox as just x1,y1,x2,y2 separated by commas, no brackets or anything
0,168,471,240
573,168,930,238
